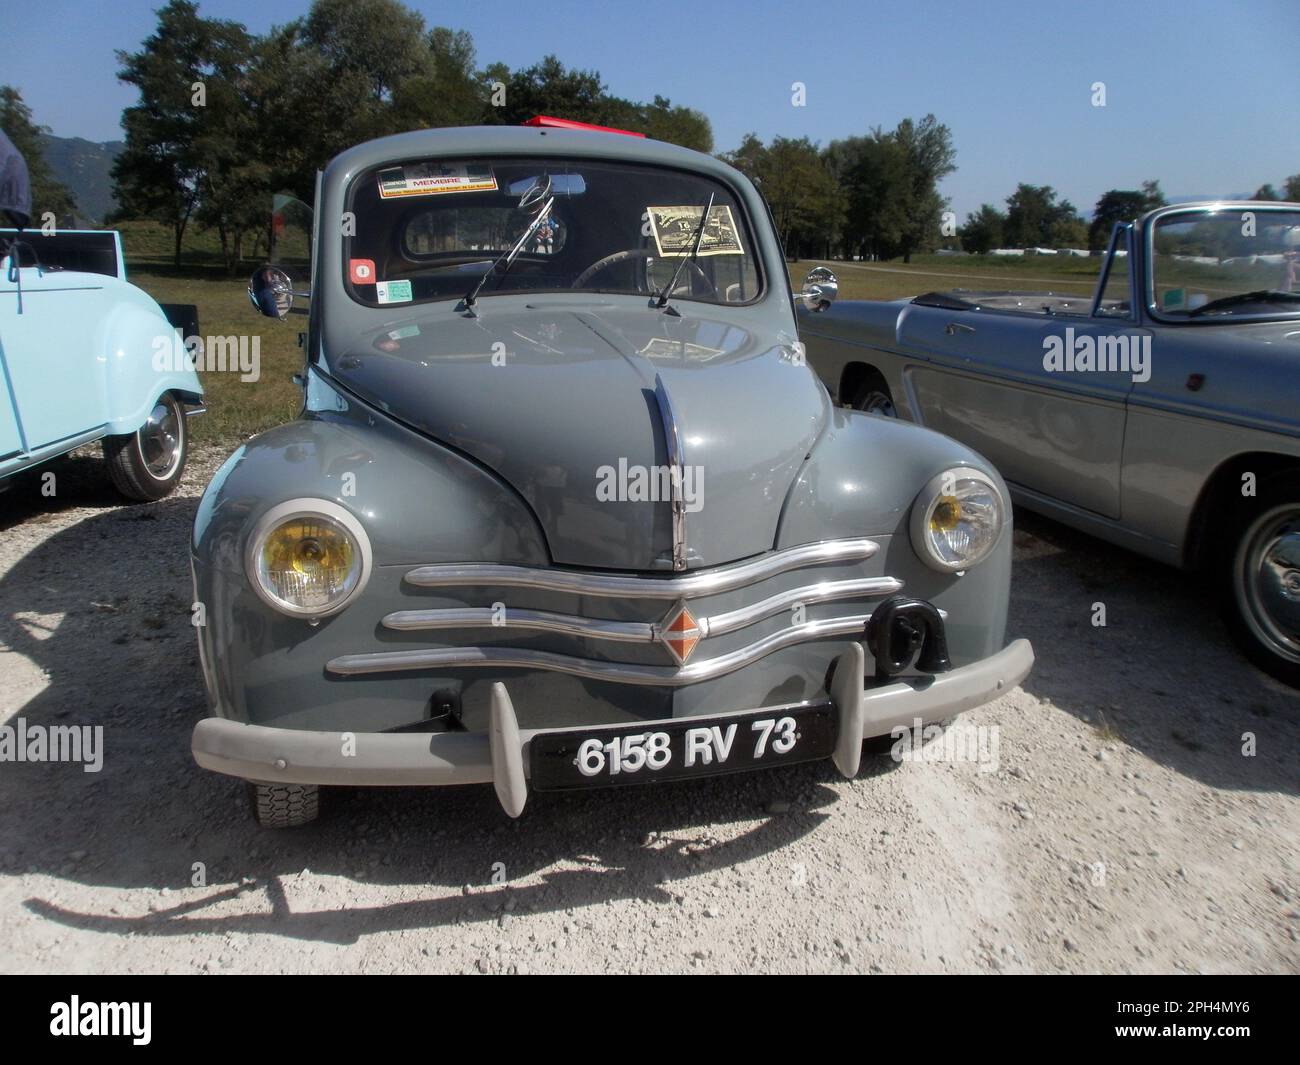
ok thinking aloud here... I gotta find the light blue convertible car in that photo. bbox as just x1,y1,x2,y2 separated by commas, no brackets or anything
0,134,203,500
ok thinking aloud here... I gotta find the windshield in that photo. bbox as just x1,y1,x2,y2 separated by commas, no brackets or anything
1150,207,1300,319
344,156,761,308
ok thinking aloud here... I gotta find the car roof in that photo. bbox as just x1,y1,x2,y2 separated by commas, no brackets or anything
324,125,745,188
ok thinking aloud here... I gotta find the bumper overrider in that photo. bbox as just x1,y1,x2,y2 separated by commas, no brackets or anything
192,571,1033,815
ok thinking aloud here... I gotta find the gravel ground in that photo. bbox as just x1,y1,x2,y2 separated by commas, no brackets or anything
1,444,1297,974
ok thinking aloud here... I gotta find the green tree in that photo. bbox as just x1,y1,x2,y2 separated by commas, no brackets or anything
959,204,1005,254
302,0,429,104
112,0,249,265
722,135,837,259
0,86,76,225
891,114,956,261
1004,184,1083,249
488,55,606,126
1088,180,1165,249
1284,174,1300,202
389,27,485,133
1252,183,1280,201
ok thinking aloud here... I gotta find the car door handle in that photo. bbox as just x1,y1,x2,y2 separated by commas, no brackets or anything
945,322,975,336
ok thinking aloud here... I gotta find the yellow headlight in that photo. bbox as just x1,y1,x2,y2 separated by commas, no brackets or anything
930,495,962,532
910,468,1004,573
247,502,370,617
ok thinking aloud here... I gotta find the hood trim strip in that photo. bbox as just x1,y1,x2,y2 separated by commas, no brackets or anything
403,537,879,599
652,372,689,572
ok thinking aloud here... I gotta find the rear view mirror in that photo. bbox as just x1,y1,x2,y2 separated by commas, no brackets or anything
509,174,587,200
799,266,838,312
249,265,294,320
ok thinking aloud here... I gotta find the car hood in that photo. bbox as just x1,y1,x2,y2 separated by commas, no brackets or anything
324,304,827,571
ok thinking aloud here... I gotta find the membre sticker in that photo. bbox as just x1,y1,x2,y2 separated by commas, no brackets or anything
376,279,413,304
377,163,498,199
647,205,744,257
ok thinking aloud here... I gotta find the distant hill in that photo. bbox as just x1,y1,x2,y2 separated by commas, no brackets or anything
40,134,122,224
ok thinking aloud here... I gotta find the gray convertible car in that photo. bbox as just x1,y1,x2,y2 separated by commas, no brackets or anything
191,119,1032,827
800,201,1300,686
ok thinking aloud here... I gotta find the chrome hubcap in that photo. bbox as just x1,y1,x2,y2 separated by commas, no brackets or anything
1238,507,1300,664
138,398,182,480
861,391,896,417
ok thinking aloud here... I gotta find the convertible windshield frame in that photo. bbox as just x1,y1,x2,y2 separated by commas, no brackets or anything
1144,204,1300,325
341,154,766,310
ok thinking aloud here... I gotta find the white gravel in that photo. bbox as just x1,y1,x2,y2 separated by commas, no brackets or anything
1,444,1297,974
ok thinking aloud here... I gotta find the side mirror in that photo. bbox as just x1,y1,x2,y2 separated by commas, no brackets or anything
799,266,838,312
249,265,294,320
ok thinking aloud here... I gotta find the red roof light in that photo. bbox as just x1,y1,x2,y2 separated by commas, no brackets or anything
522,115,646,137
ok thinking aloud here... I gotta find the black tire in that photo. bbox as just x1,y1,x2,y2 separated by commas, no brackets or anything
849,375,897,417
1218,472,1300,688
248,782,320,828
103,391,187,501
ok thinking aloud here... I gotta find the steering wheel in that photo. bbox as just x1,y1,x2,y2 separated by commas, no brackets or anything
571,248,717,297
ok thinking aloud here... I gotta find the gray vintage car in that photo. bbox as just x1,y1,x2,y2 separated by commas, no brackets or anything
190,120,1032,827
800,201,1300,686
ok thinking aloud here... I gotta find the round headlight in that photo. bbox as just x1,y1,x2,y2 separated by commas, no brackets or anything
910,467,1004,572
246,499,372,618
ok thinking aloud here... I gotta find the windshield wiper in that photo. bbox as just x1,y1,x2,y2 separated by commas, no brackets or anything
1187,289,1300,317
654,192,715,310
460,195,555,314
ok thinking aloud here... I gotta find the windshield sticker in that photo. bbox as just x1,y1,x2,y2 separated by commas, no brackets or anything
376,279,413,304
349,258,376,284
378,163,498,199
647,205,744,257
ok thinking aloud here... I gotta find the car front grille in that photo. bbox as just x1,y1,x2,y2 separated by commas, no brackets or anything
327,538,903,687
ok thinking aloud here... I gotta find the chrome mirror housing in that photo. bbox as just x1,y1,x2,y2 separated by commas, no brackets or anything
249,265,294,320
799,266,838,312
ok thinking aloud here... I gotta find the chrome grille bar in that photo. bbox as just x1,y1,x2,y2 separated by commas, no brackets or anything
382,576,903,641
403,538,879,599
329,614,876,686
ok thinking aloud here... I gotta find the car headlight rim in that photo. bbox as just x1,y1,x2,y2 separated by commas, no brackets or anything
909,466,1004,573
244,497,373,619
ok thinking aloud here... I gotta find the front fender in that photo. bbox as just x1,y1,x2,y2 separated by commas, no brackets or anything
778,407,1013,664
191,396,550,725
101,281,203,435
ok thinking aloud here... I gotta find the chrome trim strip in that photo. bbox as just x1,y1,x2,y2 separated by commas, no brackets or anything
404,538,879,599
385,607,656,642
653,373,689,572
699,577,903,636
329,614,877,686
383,576,903,641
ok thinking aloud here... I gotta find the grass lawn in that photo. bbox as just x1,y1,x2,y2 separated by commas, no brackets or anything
116,223,1104,449
787,253,1102,301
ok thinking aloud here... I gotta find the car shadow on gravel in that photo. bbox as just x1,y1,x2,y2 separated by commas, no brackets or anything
2,498,895,947
0,450,128,532
1008,508,1299,796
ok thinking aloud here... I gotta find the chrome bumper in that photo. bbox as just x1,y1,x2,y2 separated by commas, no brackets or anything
192,639,1033,817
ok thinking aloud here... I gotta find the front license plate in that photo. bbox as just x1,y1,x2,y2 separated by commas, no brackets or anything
528,701,836,791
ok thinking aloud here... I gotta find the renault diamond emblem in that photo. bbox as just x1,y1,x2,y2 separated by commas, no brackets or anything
657,601,702,665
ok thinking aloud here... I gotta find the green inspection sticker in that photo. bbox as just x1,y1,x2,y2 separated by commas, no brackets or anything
376,279,413,304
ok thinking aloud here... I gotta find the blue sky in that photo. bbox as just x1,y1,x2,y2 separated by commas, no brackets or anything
9,0,1298,220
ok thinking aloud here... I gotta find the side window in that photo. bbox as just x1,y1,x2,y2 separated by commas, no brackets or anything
1092,224,1133,319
